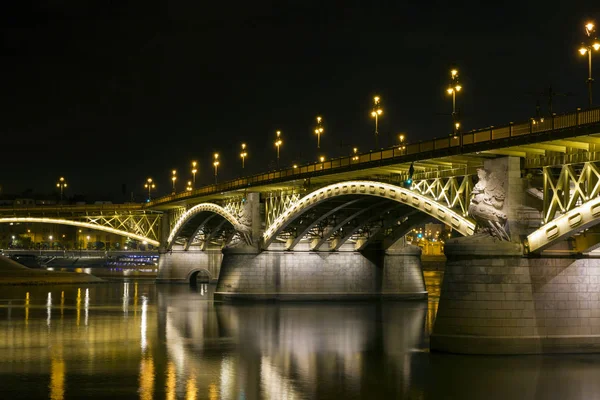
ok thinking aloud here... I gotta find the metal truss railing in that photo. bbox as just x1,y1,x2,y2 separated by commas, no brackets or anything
412,175,474,217
265,192,301,228
147,107,600,208
84,213,162,243
542,161,600,223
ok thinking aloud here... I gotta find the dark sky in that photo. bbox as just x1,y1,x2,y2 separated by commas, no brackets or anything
1,1,597,201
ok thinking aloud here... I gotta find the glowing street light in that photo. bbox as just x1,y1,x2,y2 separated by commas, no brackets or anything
319,156,325,163
398,133,407,154
275,131,283,168
370,96,383,148
144,178,155,201
579,21,600,107
314,116,324,149
213,153,220,184
447,68,462,139
186,181,193,191
191,161,198,187
56,177,67,201
240,143,248,169
171,170,177,194
352,147,359,161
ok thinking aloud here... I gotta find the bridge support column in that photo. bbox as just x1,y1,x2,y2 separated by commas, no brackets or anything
214,244,426,301
431,236,600,354
156,249,223,284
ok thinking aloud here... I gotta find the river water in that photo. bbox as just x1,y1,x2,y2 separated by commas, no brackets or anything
0,272,600,399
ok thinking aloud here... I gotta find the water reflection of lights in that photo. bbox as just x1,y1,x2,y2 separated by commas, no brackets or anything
60,291,65,318
166,361,176,400
46,292,52,326
186,376,198,400
260,356,299,400
84,288,90,326
25,292,29,325
220,357,234,400
141,295,148,351
76,288,81,326
139,356,155,400
50,357,65,400
123,282,130,315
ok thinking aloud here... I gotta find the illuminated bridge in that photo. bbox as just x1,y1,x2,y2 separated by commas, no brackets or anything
3,106,600,354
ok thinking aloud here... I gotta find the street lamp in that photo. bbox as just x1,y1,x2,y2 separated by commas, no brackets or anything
240,143,247,169
579,21,600,107
319,156,325,162
446,68,462,139
186,181,193,191
213,153,220,184
171,170,177,194
398,134,407,154
144,178,155,201
275,131,283,168
371,96,383,148
49,235,53,250
352,147,359,161
191,161,198,187
314,116,324,149
56,177,67,201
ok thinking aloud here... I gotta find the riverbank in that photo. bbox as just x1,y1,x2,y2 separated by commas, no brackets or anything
0,256,103,285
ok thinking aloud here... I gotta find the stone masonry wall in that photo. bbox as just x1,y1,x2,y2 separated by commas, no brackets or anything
157,250,223,283
215,246,426,301
432,251,600,354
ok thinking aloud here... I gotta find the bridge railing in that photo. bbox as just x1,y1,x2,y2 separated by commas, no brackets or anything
149,106,600,207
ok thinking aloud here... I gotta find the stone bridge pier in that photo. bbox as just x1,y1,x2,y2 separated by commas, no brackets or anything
431,157,600,354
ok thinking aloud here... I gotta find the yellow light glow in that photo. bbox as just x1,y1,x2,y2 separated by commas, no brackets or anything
586,22,595,32
399,134,405,142
371,111,377,117
580,47,588,55
455,85,462,92
241,143,246,149
377,109,382,115
446,87,453,94
320,156,325,162
373,96,380,103
172,170,176,175
56,183,59,187
594,42,600,51
455,122,460,129
451,69,458,77
317,116,322,123
353,147,358,153
276,130,281,137
214,153,219,159
293,164,298,168
192,161,197,167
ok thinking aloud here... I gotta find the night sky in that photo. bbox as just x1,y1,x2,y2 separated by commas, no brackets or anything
1,2,597,201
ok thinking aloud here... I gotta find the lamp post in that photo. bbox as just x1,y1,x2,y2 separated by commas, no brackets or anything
186,181,193,191
352,147,359,161
213,153,220,184
240,143,247,169
398,133,406,154
446,68,462,139
56,177,67,201
314,116,324,149
191,161,198,188
579,22,600,107
144,178,155,201
275,131,282,168
171,170,177,194
371,96,383,148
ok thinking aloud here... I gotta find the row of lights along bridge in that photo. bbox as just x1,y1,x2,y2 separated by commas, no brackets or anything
144,21,598,201
48,23,600,202
141,67,458,200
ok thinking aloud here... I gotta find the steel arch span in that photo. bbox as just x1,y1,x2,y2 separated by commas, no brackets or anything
262,180,476,249
166,203,244,249
0,217,160,246
525,195,600,254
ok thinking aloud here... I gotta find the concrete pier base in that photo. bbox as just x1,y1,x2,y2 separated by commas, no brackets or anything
431,235,600,354
214,245,427,301
156,249,223,283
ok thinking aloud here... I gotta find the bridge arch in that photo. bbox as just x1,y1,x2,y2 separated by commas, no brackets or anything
525,196,600,254
167,203,245,249
0,217,160,246
262,180,476,250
